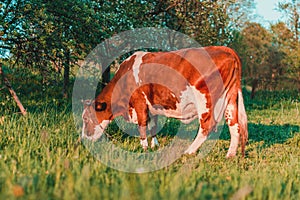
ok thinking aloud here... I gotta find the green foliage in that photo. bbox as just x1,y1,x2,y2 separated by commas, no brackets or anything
278,0,299,41
270,22,300,89
0,65,70,114
233,21,300,91
1,0,298,94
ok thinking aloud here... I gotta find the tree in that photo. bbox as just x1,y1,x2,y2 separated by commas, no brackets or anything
278,0,300,41
277,0,300,91
239,22,273,97
173,1,231,46
2,0,276,107
143,0,237,46
0,63,27,115
0,0,32,112
0,0,31,61
226,0,256,29
1,0,106,97
271,22,300,91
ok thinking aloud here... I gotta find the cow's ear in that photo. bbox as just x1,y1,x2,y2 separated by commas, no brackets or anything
82,99,94,108
95,102,107,111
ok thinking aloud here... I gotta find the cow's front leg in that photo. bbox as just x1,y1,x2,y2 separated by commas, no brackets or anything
139,126,148,150
149,115,159,148
136,103,149,151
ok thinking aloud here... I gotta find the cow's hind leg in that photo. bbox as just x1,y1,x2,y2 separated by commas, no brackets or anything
238,90,248,157
225,93,240,158
184,126,208,155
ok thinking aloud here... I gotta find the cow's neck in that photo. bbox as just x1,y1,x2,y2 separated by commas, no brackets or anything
97,81,127,120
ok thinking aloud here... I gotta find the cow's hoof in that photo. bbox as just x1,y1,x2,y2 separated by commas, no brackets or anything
184,152,197,157
150,137,160,149
142,146,148,151
184,148,197,155
140,138,148,151
226,152,237,158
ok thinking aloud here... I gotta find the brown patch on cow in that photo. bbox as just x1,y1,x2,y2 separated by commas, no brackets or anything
141,51,201,86
117,55,137,76
141,84,178,110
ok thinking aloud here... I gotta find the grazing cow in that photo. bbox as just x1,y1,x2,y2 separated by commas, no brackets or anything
82,46,248,157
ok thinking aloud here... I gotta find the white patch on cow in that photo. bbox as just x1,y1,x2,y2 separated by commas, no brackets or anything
140,138,148,150
226,123,239,158
93,125,104,140
142,86,211,154
171,92,176,98
181,86,211,154
183,86,210,117
128,108,138,123
238,90,248,124
142,86,209,124
132,51,148,84
81,122,86,138
151,137,159,148
83,120,110,141
225,104,235,124
214,91,228,123
184,128,207,154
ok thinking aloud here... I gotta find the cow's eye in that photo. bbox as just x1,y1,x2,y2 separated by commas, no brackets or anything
95,102,107,111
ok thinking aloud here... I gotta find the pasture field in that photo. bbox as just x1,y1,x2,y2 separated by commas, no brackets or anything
0,69,299,199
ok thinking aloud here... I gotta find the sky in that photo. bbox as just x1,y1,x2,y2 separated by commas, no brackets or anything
254,0,283,27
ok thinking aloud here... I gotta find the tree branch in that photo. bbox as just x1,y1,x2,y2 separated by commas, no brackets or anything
0,63,27,116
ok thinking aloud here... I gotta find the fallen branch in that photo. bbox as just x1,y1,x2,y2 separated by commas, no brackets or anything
0,63,27,116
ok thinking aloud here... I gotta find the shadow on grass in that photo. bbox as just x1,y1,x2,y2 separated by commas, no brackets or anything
248,123,299,147
220,122,300,149
106,115,300,152
243,89,299,110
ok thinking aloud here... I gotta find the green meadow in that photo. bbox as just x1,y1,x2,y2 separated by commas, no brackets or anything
0,68,299,199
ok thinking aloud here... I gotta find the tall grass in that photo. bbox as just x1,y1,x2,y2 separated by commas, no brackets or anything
0,68,299,199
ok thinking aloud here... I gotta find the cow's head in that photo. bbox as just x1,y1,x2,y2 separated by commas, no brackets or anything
81,100,110,141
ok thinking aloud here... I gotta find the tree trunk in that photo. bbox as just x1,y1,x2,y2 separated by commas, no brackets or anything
250,79,258,99
0,63,27,116
63,49,70,98
101,40,111,90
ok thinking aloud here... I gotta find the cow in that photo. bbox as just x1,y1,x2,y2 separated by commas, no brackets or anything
81,46,248,158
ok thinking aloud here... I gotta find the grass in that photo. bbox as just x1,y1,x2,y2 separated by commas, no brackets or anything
0,68,299,199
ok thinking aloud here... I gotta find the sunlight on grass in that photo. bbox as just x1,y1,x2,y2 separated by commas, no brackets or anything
0,86,299,199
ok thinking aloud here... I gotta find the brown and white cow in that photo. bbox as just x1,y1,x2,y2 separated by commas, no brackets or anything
82,46,248,157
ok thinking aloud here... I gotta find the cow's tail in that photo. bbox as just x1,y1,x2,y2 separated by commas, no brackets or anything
238,89,248,157
233,48,248,157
